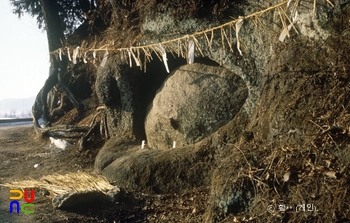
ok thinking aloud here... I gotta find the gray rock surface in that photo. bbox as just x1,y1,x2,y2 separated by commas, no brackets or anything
52,189,121,209
95,58,143,139
145,63,248,149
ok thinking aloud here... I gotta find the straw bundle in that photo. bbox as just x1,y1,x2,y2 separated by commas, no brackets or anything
0,172,118,197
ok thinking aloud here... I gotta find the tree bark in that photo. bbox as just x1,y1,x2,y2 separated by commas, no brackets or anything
39,0,65,53
33,0,81,131
32,0,64,128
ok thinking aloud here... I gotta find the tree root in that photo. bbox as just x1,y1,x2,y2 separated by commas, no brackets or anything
79,106,109,151
35,125,89,138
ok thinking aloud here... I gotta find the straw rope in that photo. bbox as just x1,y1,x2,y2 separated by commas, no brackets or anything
50,0,333,69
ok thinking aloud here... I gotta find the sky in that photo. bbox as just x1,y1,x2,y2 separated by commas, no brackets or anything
0,0,49,101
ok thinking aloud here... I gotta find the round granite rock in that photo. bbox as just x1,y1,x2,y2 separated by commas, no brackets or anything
145,63,248,149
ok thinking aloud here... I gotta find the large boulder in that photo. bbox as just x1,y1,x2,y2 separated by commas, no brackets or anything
145,63,248,149
95,58,144,140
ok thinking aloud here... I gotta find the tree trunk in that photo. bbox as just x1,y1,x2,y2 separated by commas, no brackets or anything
39,0,65,53
32,0,81,131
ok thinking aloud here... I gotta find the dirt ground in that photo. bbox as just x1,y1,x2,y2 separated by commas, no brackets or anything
0,125,210,223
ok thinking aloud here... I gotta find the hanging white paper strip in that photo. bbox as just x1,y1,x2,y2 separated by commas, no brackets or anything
127,50,132,67
100,50,108,67
158,44,170,73
72,46,79,64
83,51,88,64
188,39,195,64
130,48,140,67
162,52,170,73
67,48,72,61
59,49,62,61
279,24,293,42
293,11,298,22
93,50,97,59
279,10,298,43
236,17,244,56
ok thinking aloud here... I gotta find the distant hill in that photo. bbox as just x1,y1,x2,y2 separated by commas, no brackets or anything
0,96,35,118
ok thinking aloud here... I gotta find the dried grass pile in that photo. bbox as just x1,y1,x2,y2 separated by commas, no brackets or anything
207,135,350,222
207,65,350,222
